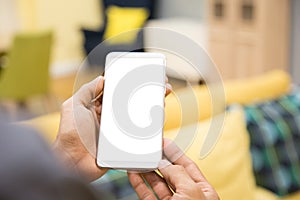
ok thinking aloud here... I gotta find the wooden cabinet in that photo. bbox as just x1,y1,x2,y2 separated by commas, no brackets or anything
208,0,290,80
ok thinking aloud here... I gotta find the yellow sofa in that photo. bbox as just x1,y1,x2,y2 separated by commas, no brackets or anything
23,70,300,200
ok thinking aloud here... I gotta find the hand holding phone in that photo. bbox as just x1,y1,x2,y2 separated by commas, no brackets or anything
127,139,220,200
53,76,108,182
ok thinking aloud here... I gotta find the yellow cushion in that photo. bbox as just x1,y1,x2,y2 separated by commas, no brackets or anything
282,191,300,200
255,190,300,200
254,187,278,200
103,6,149,44
164,70,291,131
164,108,257,200
225,70,291,104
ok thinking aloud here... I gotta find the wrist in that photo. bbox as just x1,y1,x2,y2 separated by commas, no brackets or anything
52,138,77,171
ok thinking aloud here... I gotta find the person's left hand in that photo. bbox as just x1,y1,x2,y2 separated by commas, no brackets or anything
53,76,172,182
53,76,107,182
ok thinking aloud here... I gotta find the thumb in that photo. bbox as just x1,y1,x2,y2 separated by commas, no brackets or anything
74,76,104,106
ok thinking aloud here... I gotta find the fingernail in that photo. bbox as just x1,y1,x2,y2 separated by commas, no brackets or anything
166,83,172,90
158,159,171,169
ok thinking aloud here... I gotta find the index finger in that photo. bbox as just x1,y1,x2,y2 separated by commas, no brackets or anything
163,138,208,183
165,83,172,97
127,172,157,200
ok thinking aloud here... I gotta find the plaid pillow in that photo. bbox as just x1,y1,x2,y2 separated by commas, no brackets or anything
92,170,137,199
244,89,300,196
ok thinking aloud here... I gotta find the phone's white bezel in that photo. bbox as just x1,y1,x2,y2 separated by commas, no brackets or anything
97,52,166,170
105,52,166,69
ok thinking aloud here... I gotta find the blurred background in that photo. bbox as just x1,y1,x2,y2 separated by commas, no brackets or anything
1,1,300,200
0,0,298,120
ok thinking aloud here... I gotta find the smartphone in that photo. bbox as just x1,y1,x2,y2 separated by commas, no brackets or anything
97,52,166,170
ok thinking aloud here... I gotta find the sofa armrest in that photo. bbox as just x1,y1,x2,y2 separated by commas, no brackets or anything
164,70,291,130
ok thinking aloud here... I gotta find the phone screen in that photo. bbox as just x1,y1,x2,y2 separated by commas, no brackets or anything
97,52,166,169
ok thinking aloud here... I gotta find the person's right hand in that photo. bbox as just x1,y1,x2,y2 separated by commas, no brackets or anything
128,139,219,200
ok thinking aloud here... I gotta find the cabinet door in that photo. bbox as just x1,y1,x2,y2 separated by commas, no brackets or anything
208,0,239,79
234,31,264,78
209,28,235,79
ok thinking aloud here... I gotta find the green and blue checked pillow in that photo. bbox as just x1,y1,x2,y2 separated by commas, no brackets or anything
243,88,300,196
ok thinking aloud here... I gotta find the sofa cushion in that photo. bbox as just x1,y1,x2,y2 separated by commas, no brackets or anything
103,5,149,44
102,0,156,19
244,89,300,196
164,70,291,131
164,107,257,200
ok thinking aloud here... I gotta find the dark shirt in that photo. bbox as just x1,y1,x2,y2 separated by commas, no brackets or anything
0,121,99,200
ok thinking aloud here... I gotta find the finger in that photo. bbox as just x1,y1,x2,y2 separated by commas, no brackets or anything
158,164,195,190
174,154,208,183
127,172,157,200
165,83,172,97
95,105,102,115
158,159,172,169
163,138,207,183
74,76,104,106
162,138,184,164
94,98,101,107
95,106,101,121
142,172,173,199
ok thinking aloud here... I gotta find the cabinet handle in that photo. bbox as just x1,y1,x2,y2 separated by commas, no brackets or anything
214,0,224,19
242,0,254,21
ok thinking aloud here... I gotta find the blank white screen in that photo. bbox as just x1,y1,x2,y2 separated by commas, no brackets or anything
98,55,165,165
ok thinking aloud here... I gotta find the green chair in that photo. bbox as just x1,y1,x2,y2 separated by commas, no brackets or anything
0,31,53,102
